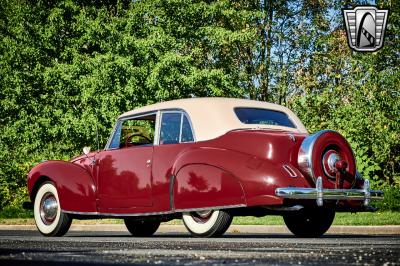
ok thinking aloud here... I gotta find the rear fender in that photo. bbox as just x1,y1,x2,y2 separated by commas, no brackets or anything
173,163,246,210
172,147,248,210
27,160,97,213
172,147,312,208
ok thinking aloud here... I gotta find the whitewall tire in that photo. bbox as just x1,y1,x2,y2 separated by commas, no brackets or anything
182,210,232,237
34,182,72,236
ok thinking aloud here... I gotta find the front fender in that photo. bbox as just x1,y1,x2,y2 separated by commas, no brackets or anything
28,160,97,213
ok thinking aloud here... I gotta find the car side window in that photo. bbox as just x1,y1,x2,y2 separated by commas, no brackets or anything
108,113,156,149
181,115,194,142
234,108,296,128
160,113,181,144
160,112,194,145
120,118,155,148
109,122,122,149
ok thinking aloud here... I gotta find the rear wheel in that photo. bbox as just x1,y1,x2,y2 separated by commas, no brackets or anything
182,210,232,237
34,182,72,236
124,219,160,237
283,208,335,237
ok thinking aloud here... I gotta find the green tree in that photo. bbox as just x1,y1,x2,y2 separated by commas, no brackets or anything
0,0,398,214
0,0,259,210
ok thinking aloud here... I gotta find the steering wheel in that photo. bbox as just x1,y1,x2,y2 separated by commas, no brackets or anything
125,133,152,147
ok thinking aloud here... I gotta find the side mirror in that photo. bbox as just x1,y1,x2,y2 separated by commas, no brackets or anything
83,146,91,155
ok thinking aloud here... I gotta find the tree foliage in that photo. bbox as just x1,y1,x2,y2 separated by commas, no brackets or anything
0,0,398,211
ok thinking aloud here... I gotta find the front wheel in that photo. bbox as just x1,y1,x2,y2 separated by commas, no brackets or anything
124,219,160,237
34,182,72,236
182,210,232,237
283,208,335,237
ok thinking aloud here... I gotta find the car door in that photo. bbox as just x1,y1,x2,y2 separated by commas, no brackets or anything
96,113,156,211
151,111,195,211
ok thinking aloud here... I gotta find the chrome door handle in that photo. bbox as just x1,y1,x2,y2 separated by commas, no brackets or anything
146,159,151,167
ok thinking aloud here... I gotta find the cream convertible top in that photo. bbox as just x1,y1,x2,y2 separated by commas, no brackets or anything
119,98,308,142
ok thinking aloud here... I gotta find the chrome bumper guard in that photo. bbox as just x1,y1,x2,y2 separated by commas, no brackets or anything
275,177,384,207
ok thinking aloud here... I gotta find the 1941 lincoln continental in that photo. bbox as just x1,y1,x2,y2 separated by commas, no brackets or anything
25,98,383,237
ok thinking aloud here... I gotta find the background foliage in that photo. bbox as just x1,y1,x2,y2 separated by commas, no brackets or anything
0,0,399,214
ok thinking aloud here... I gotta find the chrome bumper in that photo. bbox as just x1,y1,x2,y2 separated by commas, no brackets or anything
275,177,384,207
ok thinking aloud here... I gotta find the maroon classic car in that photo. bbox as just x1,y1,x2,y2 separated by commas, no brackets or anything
26,98,383,237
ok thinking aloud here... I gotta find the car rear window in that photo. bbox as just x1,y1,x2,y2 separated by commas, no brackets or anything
234,108,295,128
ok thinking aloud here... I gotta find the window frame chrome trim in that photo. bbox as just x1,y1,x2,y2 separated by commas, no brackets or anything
153,110,161,146
105,108,195,150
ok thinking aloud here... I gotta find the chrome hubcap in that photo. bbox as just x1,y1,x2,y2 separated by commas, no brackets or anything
40,192,58,225
323,150,341,179
192,210,213,223
327,153,341,170
196,210,212,218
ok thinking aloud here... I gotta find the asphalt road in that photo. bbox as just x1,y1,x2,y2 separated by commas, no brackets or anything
0,229,399,265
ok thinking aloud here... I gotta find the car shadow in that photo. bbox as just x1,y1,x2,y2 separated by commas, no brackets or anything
64,232,398,239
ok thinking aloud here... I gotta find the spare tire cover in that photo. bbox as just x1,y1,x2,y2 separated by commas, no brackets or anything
298,130,356,189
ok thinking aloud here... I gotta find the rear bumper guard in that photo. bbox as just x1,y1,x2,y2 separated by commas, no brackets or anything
275,177,384,207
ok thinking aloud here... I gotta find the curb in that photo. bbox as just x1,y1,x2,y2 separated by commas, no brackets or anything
1,224,399,235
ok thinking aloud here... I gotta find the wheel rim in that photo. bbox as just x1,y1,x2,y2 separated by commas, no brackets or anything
39,192,58,225
182,210,220,235
191,210,213,223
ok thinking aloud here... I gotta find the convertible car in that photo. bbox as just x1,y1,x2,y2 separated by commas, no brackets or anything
25,98,383,237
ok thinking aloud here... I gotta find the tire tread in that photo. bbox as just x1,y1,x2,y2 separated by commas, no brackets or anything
283,208,335,238
124,219,160,237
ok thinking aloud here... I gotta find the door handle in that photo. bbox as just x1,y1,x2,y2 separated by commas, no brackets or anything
146,159,151,167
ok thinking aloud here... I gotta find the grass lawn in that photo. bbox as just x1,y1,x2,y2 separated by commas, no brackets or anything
1,211,399,226
232,211,400,226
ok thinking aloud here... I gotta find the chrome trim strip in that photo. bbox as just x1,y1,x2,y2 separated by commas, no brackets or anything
153,110,161,146
275,178,383,207
174,204,246,213
63,210,174,217
264,205,304,211
364,179,371,206
316,176,323,206
63,204,247,217
179,112,183,142
63,211,99,216
283,164,297,178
